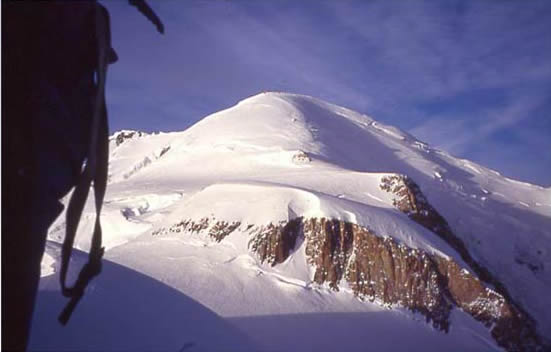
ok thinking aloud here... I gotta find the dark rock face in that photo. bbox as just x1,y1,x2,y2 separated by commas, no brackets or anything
293,218,542,351
304,218,451,329
152,179,547,350
379,175,508,296
433,258,541,352
380,175,479,263
248,219,302,265
379,174,544,351
304,218,354,290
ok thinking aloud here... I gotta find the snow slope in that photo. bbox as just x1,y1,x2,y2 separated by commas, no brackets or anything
32,242,498,352
35,92,551,351
31,242,259,352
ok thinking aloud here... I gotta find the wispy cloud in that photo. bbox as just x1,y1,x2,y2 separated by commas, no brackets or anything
327,0,551,103
410,93,547,154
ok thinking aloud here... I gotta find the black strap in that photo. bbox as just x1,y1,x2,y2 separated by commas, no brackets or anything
58,0,163,325
58,3,109,325
58,105,108,325
129,0,165,34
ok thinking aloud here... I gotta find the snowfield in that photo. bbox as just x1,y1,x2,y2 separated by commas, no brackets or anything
32,92,550,351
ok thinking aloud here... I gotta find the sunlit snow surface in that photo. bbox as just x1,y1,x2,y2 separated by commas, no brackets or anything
34,92,550,351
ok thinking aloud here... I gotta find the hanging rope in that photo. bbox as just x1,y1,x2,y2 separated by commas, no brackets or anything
57,0,163,325
58,3,110,325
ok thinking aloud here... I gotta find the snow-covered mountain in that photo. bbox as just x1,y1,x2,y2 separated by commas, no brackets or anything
34,92,551,351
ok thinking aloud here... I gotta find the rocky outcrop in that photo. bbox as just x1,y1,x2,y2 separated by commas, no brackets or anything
248,219,302,265
290,218,543,351
379,175,479,265
152,218,213,236
303,218,450,329
152,206,545,350
434,257,541,352
379,174,544,351
153,217,302,265
209,220,242,242
292,150,311,164
111,130,146,147
379,174,506,294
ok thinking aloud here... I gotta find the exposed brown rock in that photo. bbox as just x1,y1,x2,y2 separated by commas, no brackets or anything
248,218,302,265
380,174,545,351
152,218,239,240
302,218,452,329
151,192,546,350
380,175,472,254
434,257,545,351
244,216,544,351
209,221,241,242
348,229,451,330
303,218,354,289
380,175,520,302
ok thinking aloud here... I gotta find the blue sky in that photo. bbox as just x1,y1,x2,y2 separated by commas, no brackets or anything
102,0,551,186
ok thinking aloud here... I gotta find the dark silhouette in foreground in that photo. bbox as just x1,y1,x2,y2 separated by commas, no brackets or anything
1,1,162,350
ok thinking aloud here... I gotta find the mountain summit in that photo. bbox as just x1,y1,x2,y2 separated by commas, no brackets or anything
38,92,550,351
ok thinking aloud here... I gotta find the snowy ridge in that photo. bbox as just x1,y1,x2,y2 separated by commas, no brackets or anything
161,181,457,261
39,92,550,351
